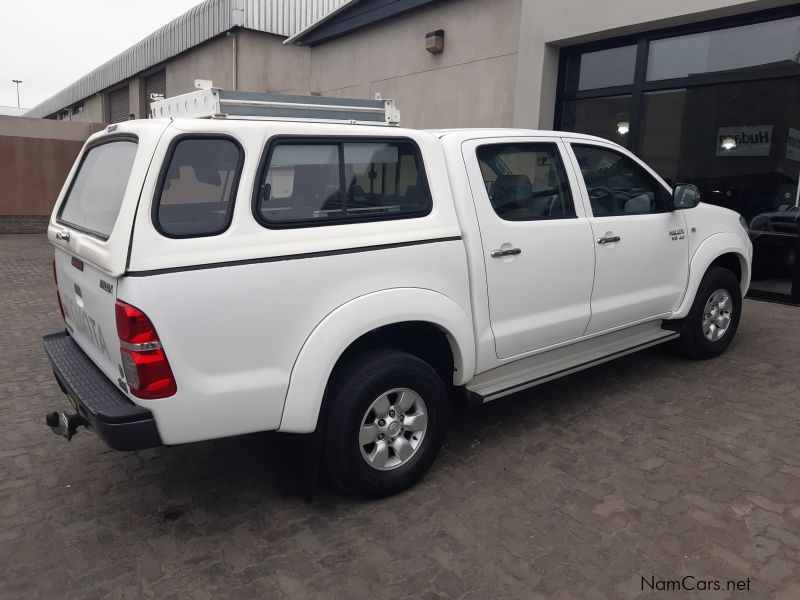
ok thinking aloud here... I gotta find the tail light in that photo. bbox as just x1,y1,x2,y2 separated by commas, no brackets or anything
115,300,177,399
52,259,66,321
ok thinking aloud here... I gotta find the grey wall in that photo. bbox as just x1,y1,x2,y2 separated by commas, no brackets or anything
304,0,800,130
168,30,311,97
73,95,104,123
309,0,523,129
237,29,312,94
54,31,313,123
42,0,800,129
167,35,237,97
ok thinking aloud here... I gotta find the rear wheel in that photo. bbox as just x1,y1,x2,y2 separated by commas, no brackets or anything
675,267,742,359
323,349,448,498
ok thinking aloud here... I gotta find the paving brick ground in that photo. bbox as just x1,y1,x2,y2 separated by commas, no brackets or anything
1,233,799,600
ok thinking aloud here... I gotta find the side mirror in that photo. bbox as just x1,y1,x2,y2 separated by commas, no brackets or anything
673,183,700,210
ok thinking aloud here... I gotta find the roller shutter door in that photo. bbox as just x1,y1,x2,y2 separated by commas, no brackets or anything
108,87,130,123
144,71,167,118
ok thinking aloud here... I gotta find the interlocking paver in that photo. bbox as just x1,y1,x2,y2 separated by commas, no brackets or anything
1,233,799,599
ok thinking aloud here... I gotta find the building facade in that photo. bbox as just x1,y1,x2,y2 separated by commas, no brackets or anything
28,0,800,303
26,0,349,123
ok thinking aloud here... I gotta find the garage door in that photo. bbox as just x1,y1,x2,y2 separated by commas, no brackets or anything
108,87,130,124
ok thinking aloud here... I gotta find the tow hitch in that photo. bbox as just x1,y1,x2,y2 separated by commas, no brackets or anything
46,411,88,441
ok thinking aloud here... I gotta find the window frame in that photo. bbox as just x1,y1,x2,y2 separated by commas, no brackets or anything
151,133,245,240
570,142,673,218
57,133,139,241
563,44,639,93
475,141,578,222
555,4,800,153
251,135,433,229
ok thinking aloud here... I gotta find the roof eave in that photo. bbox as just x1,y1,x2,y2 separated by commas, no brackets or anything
284,0,360,45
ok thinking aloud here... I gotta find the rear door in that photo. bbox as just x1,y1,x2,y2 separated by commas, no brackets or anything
49,121,168,384
462,137,596,359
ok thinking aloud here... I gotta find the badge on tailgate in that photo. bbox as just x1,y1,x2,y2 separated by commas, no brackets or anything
62,295,112,360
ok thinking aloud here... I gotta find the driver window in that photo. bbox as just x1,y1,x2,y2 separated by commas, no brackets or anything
476,143,576,221
571,144,671,217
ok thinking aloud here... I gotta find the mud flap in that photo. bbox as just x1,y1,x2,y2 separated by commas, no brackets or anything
274,429,325,502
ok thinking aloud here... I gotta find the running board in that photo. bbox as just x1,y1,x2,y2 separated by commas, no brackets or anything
467,323,679,403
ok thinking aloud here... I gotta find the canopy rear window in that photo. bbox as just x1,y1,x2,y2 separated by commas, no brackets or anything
59,138,138,239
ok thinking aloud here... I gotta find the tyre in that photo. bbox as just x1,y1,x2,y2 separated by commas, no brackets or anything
323,348,448,498
675,266,742,359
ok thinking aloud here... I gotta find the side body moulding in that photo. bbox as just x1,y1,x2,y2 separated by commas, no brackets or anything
278,288,475,433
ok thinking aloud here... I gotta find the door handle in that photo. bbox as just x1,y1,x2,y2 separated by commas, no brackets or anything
55,230,71,242
597,236,620,245
491,248,522,258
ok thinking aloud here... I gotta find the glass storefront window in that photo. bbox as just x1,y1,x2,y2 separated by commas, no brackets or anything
564,45,637,92
561,95,632,147
558,11,800,303
637,78,800,297
647,15,800,81
637,89,687,185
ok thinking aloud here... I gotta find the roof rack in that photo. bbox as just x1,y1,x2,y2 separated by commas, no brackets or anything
150,80,400,126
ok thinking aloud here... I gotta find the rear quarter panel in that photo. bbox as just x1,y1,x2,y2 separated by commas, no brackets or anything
122,120,469,445
120,241,471,442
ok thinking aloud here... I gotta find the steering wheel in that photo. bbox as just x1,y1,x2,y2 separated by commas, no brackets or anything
587,186,614,202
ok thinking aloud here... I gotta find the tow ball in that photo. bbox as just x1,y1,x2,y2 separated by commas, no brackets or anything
46,411,88,441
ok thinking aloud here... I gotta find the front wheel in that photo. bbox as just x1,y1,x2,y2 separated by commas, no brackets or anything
675,267,742,359
323,349,448,498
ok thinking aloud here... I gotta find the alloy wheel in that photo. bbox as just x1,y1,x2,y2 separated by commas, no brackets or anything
359,388,428,471
702,288,733,341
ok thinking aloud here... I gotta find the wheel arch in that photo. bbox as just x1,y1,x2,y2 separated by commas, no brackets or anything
278,288,475,433
672,233,751,320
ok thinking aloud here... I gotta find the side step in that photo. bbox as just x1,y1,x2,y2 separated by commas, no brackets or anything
467,322,679,402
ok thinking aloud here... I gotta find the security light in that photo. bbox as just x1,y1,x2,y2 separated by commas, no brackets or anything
426,30,445,54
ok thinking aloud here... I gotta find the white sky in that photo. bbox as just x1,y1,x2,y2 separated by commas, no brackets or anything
0,0,206,109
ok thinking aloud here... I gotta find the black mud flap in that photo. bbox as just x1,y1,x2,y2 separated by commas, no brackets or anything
274,429,326,502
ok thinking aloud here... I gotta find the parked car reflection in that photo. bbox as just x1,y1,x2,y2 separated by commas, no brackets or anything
748,204,799,283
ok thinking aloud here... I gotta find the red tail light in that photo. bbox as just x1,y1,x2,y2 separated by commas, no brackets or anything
53,259,66,321
115,300,177,399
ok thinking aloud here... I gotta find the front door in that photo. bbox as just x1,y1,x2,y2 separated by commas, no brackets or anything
464,138,596,359
566,141,689,335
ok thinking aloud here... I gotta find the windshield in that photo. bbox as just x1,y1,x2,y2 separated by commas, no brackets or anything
59,138,138,239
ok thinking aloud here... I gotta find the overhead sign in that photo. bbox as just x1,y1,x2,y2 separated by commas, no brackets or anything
716,125,773,157
787,128,800,162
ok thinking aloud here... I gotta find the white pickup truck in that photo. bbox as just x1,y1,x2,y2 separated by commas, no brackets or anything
44,90,752,498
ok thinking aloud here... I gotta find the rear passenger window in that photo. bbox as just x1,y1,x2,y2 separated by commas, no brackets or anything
155,137,243,237
257,139,431,226
476,143,576,221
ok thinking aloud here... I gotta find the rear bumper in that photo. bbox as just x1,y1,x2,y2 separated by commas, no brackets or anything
43,331,162,451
